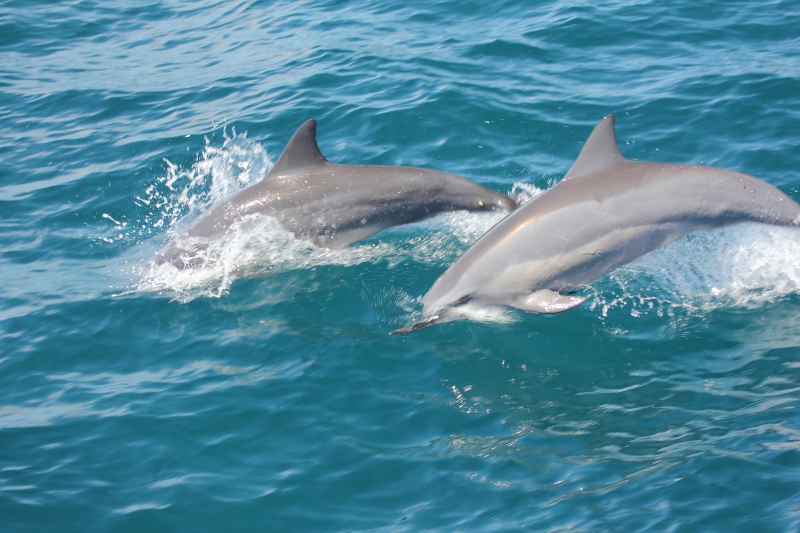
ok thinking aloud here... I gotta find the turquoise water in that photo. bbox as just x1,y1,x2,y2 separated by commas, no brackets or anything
3,0,800,530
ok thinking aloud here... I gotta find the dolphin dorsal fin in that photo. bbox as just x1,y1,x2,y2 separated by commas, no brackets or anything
563,115,628,179
268,119,329,176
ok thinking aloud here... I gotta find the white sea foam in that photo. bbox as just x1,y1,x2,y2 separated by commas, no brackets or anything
135,207,517,302
591,223,800,318
106,127,272,248
510,181,548,205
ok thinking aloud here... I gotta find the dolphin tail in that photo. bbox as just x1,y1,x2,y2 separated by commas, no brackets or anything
390,314,443,335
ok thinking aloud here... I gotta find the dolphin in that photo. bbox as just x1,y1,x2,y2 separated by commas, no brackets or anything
155,119,515,265
392,115,800,333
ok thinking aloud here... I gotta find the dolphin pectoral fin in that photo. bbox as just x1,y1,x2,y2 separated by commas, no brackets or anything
512,289,586,314
311,222,388,249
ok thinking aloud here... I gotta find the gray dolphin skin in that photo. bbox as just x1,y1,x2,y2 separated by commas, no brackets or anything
392,115,800,333
155,119,515,265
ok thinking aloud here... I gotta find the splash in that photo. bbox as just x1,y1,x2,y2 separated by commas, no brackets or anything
101,127,272,249
137,214,394,300
590,223,800,318
510,181,547,205
135,206,515,302
147,128,272,234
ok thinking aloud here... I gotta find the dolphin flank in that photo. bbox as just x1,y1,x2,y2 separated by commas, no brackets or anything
155,119,515,266
392,115,800,333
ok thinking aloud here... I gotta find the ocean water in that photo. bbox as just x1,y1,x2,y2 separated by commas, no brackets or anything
2,0,800,531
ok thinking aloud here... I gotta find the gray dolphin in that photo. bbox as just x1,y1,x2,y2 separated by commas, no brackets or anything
393,115,800,333
154,119,515,265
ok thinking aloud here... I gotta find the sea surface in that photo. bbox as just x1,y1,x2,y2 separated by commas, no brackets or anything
2,1,800,531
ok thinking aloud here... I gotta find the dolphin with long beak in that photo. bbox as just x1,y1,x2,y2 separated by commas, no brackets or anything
154,119,515,266
393,115,800,333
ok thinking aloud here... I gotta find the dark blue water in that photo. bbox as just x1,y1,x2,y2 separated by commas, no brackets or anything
3,1,800,531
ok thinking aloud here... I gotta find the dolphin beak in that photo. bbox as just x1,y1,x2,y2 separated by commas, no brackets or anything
390,314,441,335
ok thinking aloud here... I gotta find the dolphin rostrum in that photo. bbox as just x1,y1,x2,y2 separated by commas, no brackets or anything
155,119,515,265
392,115,800,333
